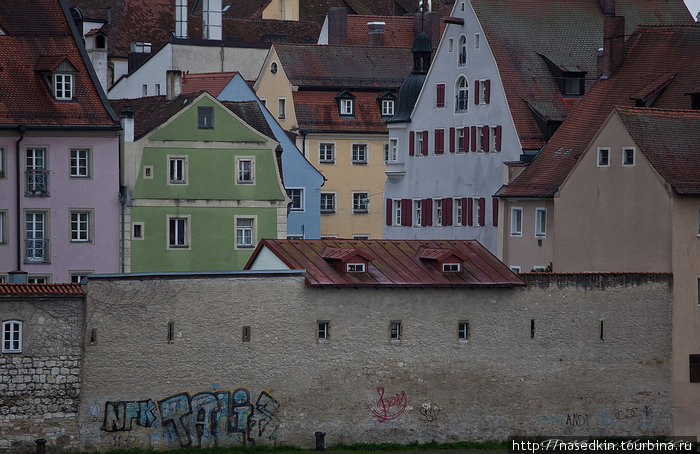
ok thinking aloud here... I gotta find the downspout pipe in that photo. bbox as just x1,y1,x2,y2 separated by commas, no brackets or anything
15,125,26,271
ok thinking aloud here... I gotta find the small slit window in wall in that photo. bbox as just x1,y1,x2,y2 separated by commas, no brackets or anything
622,147,635,166
242,326,251,342
436,83,446,108
317,321,329,341
346,262,365,273
690,354,700,382
535,207,546,238
390,321,401,341
597,147,610,167
458,321,469,341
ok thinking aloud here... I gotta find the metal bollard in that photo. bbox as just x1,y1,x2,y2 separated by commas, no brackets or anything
35,439,47,454
314,431,326,451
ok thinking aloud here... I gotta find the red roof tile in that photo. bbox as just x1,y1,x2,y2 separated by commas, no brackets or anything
472,0,693,152
300,0,453,25
346,15,416,47
245,239,525,287
0,283,85,296
0,0,118,127
293,90,393,133
182,71,239,97
616,107,700,195
501,24,700,198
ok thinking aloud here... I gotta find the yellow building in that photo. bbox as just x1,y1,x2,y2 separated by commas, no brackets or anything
254,43,412,238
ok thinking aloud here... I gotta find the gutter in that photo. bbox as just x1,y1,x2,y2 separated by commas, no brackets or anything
15,125,25,271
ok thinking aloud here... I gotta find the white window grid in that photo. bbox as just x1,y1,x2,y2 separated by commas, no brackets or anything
321,192,336,213
54,73,73,100
168,217,188,248
70,149,90,177
622,147,636,166
597,148,610,167
340,98,353,115
510,207,523,236
169,157,187,184
535,207,547,238
352,144,368,164
455,198,463,226
287,188,304,211
70,211,90,242
353,192,369,213
2,320,22,353
319,143,335,163
390,321,401,341
318,321,329,340
236,218,254,248
435,199,442,226
394,200,401,226
381,99,394,116
414,200,422,226
456,76,468,112
237,158,254,184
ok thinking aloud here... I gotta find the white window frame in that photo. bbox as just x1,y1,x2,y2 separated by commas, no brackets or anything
393,199,402,226
351,143,368,164
474,33,480,49
457,128,465,152
319,142,335,163
416,131,424,156
381,99,395,116
622,146,636,166
54,73,73,100
532,266,546,272
455,76,469,112
352,234,370,240
197,106,215,129
413,200,422,227
434,199,442,226
27,276,49,284
458,35,467,66
597,147,610,167
476,126,484,152
25,210,48,264
448,37,454,52
168,156,188,185
320,192,336,214
2,320,22,354
473,197,482,226
236,156,255,184
142,84,148,97
479,79,488,105
535,207,547,238
510,266,521,273
70,271,92,284
235,216,256,249
390,321,402,341
490,126,498,152
458,321,469,342
168,215,190,249
70,210,91,243
277,98,286,119
352,192,369,214
346,263,366,272
455,198,463,226
340,98,353,116
70,148,90,178
442,263,461,272
287,188,304,212
387,138,398,163
155,83,161,95
143,165,154,179
510,207,523,237
318,321,329,341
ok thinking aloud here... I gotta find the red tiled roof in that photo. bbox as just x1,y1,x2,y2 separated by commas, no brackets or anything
501,24,700,198
0,283,85,296
275,43,412,88
346,15,416,47
182,72,239,97
0,0,118,127
220,17,320,44
293,90,393,133
616,107,700,195
472,0,693,152
300,0,453,25
245,239,525,287
223,0,272,19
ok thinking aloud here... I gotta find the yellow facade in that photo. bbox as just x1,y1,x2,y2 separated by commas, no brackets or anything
262,0,300,21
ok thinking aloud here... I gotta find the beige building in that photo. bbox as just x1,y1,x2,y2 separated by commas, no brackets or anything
254,44,413,239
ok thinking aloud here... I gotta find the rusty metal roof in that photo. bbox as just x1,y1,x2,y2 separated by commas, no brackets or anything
245,239,525,287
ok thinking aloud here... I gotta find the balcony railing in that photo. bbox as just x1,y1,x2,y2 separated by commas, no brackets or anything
25,169,49,196
25,238,49,263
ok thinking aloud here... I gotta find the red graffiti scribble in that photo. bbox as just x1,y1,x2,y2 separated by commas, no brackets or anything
367,387,407,422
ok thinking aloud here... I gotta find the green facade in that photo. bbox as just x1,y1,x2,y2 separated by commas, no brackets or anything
128,95,286,272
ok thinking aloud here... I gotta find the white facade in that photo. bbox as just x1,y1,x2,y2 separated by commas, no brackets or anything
383,1,521,253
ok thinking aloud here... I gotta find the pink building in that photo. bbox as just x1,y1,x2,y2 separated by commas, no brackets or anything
0,0,121,283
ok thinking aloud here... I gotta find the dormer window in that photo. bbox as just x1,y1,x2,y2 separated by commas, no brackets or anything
321,246,374,274
37,56,78,102
562,72,585,96
54,73,73,100
335,90,355,117
418,247,467,274
377,91,396,117
347,263,366,273
442,263,461,272
341,99,353,115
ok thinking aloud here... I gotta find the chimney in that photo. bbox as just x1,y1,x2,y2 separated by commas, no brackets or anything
120,107,134,143
367,22,386,46
597,0,615,16
328,7,348,45
166,69,182,101
175,0,188,39
202,0,223,40
601,15,625,78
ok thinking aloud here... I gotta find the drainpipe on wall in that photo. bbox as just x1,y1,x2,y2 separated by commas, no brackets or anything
300,130,307,158
14,125,25,273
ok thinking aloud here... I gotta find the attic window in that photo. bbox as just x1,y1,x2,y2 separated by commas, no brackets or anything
271,62,278,74
96,34,106,49
442,263,461,272
346,263,365,273
54,73,73,100
335,91,355,117
562,73,585,96
130,42,152,53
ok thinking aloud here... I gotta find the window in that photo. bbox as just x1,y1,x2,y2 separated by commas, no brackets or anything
510,266,521,273
535,208,546,238
597,148,610,167
434,129,445,154
27,276,48,284
442,263,461,272
242,325,251,342
236,157,254,184
393,200,401,226
318,321,329,341
0,211,4,244
26,148,47,196
340,98,353,116
321,192,336,214
510,207,523,236
347,263,365,272
143,166,153,179
70,149,90,177
448,37,454,52
236,217,254,248
390,321,401,341
287,188,304,211
457,127,465,152
622,147,635,166
474,33,480,49
278,98,286,119
271,62,278,74
473,197,482,226
54,73,73,100
0,148,6,178
2,321,22,353
479,80,488,105
155,84,161,95
132,223,144,239
142,84,148,96
490,127,498,152
319,143,335,163
458,35,467,66
690,354,700,382
353,192,369,214
434,199,442,226
70,211,90,242
352,234,370,240
352,144,367,164
697,209,700,237
381,100,394,116
168,217,188,248
25,211,47,263
436,83,446,108
456,77,468,112
198,106,214,129
455,198,463,226
386,139,398,162
476,127,484,152
562,74,584,96
414,200,422,226
416,131,424,156
458,321,469,341
532,266,546,272
168,157,187,184
70,272,90,284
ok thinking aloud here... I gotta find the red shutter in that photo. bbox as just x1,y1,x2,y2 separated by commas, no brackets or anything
401,199,411,226
467,198,473,226
482,125,489,152
423,198,433,226
474,80,480,105
435,129,444,154
422,130,428,155
478,198,486,226
470,126,477,151
492,197,499,226
461,197,468,225
463,127,469,152
495,125,502,151
485,79,491,104
449,127,455,153
409,131,415,156
436,84,445,108
442,197,453,226
386,199,393,226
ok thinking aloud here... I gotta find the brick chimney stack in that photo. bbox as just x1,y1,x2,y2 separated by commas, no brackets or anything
328,7,348,45
601,15,625,78
367,22,386,46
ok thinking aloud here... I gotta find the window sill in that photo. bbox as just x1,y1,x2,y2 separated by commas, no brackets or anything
321,210,336,215
237,245,254,249
320,160,335,164
353,210,369,214
510,233,523,237
352,161,368,165
236,181,255,185
168,245,189,249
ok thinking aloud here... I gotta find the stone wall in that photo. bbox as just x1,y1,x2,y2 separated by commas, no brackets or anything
0,297,83,453
78,271,673,451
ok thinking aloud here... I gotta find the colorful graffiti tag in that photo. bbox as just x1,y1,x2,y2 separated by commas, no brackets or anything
367,386,407,422
102,388,279,448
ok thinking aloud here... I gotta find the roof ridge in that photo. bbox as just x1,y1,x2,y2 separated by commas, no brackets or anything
615,106,700,114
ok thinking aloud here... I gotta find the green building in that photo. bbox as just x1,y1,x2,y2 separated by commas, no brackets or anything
112,91,288,272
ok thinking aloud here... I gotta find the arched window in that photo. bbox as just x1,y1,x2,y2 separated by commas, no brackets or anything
458,35,467,66
96,34,106,49
456,76,468,112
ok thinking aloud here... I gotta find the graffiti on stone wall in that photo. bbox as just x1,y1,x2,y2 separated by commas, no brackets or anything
419,402,440,423
566,413,589,427
367,386,407,423
557,406,654,429
102,388,279,448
